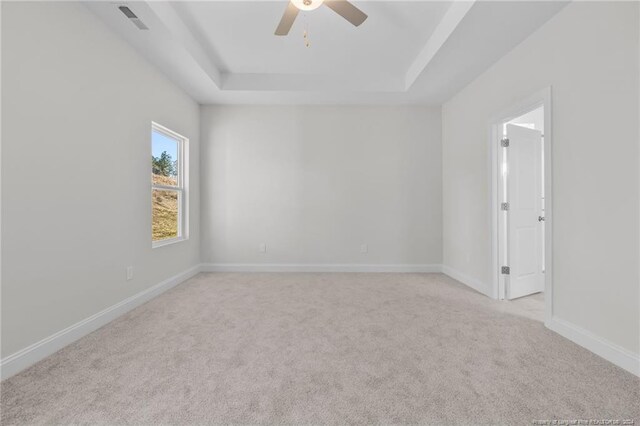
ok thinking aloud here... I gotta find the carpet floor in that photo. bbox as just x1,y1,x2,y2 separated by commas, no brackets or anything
1,273,638,424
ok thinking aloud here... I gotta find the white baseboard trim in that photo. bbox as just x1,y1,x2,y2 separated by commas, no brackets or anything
201,263,442,273
546,316,640,377
5,263,635,381
0,264,202,381
440,264,491,298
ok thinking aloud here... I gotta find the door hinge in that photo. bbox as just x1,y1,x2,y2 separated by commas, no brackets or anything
501,266,510,275
501,202,510,211
501,138,510,147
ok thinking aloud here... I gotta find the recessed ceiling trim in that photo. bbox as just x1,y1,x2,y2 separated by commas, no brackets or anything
222,73,404,92
405,0,475,90
145,1,222,89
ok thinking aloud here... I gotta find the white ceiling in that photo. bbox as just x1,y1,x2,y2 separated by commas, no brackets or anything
172,2,451,77
85,1,568,105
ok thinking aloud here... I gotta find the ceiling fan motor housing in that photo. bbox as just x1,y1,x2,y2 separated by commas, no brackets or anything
292,0,324,11
276,0,367,35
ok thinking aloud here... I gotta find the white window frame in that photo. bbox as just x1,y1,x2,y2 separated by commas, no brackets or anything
151,122,189,248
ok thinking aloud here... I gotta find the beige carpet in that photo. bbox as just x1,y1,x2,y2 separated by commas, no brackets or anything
1,273,638,424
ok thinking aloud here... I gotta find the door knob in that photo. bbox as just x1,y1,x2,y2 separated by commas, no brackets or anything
538,216,545,222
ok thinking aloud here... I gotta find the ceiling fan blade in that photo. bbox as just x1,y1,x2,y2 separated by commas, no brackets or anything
324,0,367,27
275,2,299,36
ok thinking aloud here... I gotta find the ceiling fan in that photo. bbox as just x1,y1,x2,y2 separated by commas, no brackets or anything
275,0,368,36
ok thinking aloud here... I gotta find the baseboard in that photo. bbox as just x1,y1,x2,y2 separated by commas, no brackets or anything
546,317,639,377
440,264,492,297
201,263,442,273
6,264,635,382
0,264,202,381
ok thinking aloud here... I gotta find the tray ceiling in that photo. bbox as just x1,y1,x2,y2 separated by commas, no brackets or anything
85,1,568,104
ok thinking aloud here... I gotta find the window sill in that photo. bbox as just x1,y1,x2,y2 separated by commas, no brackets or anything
152,236,188,249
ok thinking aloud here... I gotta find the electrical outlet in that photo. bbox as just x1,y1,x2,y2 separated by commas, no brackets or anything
259,243,267,253
126,266,134,281
360,244,368,254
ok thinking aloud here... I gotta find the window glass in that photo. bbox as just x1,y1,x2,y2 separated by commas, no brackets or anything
151,124,187,246
152,189,179,241
151,130,179,186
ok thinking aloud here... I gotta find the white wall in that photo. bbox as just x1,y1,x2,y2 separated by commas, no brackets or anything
1,2,200,358
442,2,639,354
201,106,442,268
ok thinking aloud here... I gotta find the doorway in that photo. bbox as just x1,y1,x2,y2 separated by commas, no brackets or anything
490,88,553,324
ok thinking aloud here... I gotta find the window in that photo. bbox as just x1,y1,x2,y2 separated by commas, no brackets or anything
151,122,188,247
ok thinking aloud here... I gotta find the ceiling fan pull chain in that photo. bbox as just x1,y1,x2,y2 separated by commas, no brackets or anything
303,14,311,48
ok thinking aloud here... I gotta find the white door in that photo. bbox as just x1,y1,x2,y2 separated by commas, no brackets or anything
506,124,544,299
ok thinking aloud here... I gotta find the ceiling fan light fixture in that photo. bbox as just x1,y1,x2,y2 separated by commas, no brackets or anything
291,0,324,12
275,0,367,36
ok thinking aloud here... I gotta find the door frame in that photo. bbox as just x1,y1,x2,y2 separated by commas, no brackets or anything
488,87,553,326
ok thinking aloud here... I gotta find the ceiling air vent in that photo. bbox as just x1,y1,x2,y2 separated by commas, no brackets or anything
118,6,148,30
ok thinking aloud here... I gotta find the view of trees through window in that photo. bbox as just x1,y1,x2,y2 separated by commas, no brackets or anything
152,151,177,184
152,128,181,242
